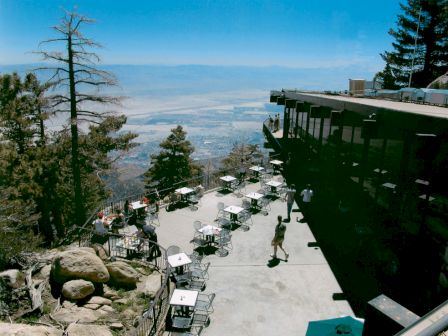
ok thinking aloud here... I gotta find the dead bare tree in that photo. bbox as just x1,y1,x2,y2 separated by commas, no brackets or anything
35,10,121,226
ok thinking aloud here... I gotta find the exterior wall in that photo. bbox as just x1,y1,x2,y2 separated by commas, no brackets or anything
269,90,448,316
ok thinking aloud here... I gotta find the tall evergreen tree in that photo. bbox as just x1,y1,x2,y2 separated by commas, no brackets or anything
144,126,202,193
378,0,448,88
35,10,123,226
222,142,262,170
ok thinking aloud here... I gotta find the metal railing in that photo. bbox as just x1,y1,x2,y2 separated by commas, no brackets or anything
77,226,172,336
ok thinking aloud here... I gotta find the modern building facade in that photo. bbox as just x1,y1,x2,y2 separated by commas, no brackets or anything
266,90,448,330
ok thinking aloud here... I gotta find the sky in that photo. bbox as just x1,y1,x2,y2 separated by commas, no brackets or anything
0,0,401,71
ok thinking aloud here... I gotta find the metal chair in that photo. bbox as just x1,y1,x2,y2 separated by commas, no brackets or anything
188,193,200,211
215,229,232,257
215,202,226,220
195,293,215,314
238,210,253,230
170,326,204,336
186,278,206,291
167,245,181,256
146,211,160,226
191,262,210,281
191,311,211,328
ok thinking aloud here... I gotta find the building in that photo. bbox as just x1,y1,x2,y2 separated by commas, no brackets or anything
265,90,448,332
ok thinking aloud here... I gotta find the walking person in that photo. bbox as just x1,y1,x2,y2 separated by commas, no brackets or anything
300,184,314,222
271,215,289,260
285,184,296,222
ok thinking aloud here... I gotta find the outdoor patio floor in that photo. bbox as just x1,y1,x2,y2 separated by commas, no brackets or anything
156,176,355,335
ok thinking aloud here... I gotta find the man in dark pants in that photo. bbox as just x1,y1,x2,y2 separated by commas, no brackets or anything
140,223,161,260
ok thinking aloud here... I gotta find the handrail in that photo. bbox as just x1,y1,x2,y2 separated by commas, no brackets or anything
77,226,172,336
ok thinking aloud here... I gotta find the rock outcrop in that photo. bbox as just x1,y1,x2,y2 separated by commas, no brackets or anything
0,269,25,289
62,279,95,300
0,322,62,336
65,323,113,336
106,261,140,286
51,249,110,284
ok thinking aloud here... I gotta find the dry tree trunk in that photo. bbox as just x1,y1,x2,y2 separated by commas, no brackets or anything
25,263,46,313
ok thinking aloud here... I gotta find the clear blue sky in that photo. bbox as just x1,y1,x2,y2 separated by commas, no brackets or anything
0,0,400,71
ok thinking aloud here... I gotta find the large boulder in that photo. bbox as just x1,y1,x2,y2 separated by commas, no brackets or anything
62,280,95,300
106,261,140,286
51,249,109,284
0,322,62,335
0,269,25,289
65,323,113,336
137,272,161,298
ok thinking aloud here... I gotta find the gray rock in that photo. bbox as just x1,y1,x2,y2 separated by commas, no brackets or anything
65,323,113,336
62,280,95,300
99,305,115,313
106,261,140,286
51,249,110,284
52,306,109,324
112,298,128,305
0,269,25,289
137,272,161,298
109,323,124,330
86,296,112,306
83,303,100,310
0,322,62,335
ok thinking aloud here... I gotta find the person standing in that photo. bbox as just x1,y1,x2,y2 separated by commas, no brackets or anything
268,115,274,131
274,114,279,132
285,184,296,222
271,215,289,260
300,184,314,222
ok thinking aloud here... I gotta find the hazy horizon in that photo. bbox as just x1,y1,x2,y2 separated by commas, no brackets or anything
0,63,372,168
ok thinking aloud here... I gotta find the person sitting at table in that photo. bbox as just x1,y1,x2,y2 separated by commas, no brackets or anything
110,209,125,233
92,212,108,244
142,195,149,205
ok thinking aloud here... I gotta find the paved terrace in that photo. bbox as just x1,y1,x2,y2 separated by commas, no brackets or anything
155,177,355,335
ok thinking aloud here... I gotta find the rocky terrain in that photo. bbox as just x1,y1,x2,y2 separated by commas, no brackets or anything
0,245,162,335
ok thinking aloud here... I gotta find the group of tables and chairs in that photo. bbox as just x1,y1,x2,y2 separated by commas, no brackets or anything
167,186,203,211
191,220,233,257
166,245,215,333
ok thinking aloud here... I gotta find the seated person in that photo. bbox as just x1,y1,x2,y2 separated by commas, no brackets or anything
92,212,108,244
110,209,125,233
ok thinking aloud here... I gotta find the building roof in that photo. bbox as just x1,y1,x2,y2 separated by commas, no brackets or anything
275,91,448,120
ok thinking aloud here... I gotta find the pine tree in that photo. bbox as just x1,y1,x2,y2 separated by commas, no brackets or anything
222,142,262,170
379,0,448,88
35,10,124,226
144,126,202,193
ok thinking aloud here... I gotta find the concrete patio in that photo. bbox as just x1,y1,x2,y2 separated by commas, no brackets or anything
155,176,356,335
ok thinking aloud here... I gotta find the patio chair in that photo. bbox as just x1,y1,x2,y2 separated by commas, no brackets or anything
170,326,204,336
241,199,251,210
238,210,253,228
146,211,160,226
193,220,203,232
191,262,210,280
190,311,211,328
195,293,215,314
234,180,246,197
189,251,204,265
188,193,200,211
186,278,206,291
215,202,226,220
167,245,181,256
258,197,271,214
215,229,232,257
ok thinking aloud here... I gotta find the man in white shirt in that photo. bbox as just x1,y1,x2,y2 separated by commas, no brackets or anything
300,184,313,222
